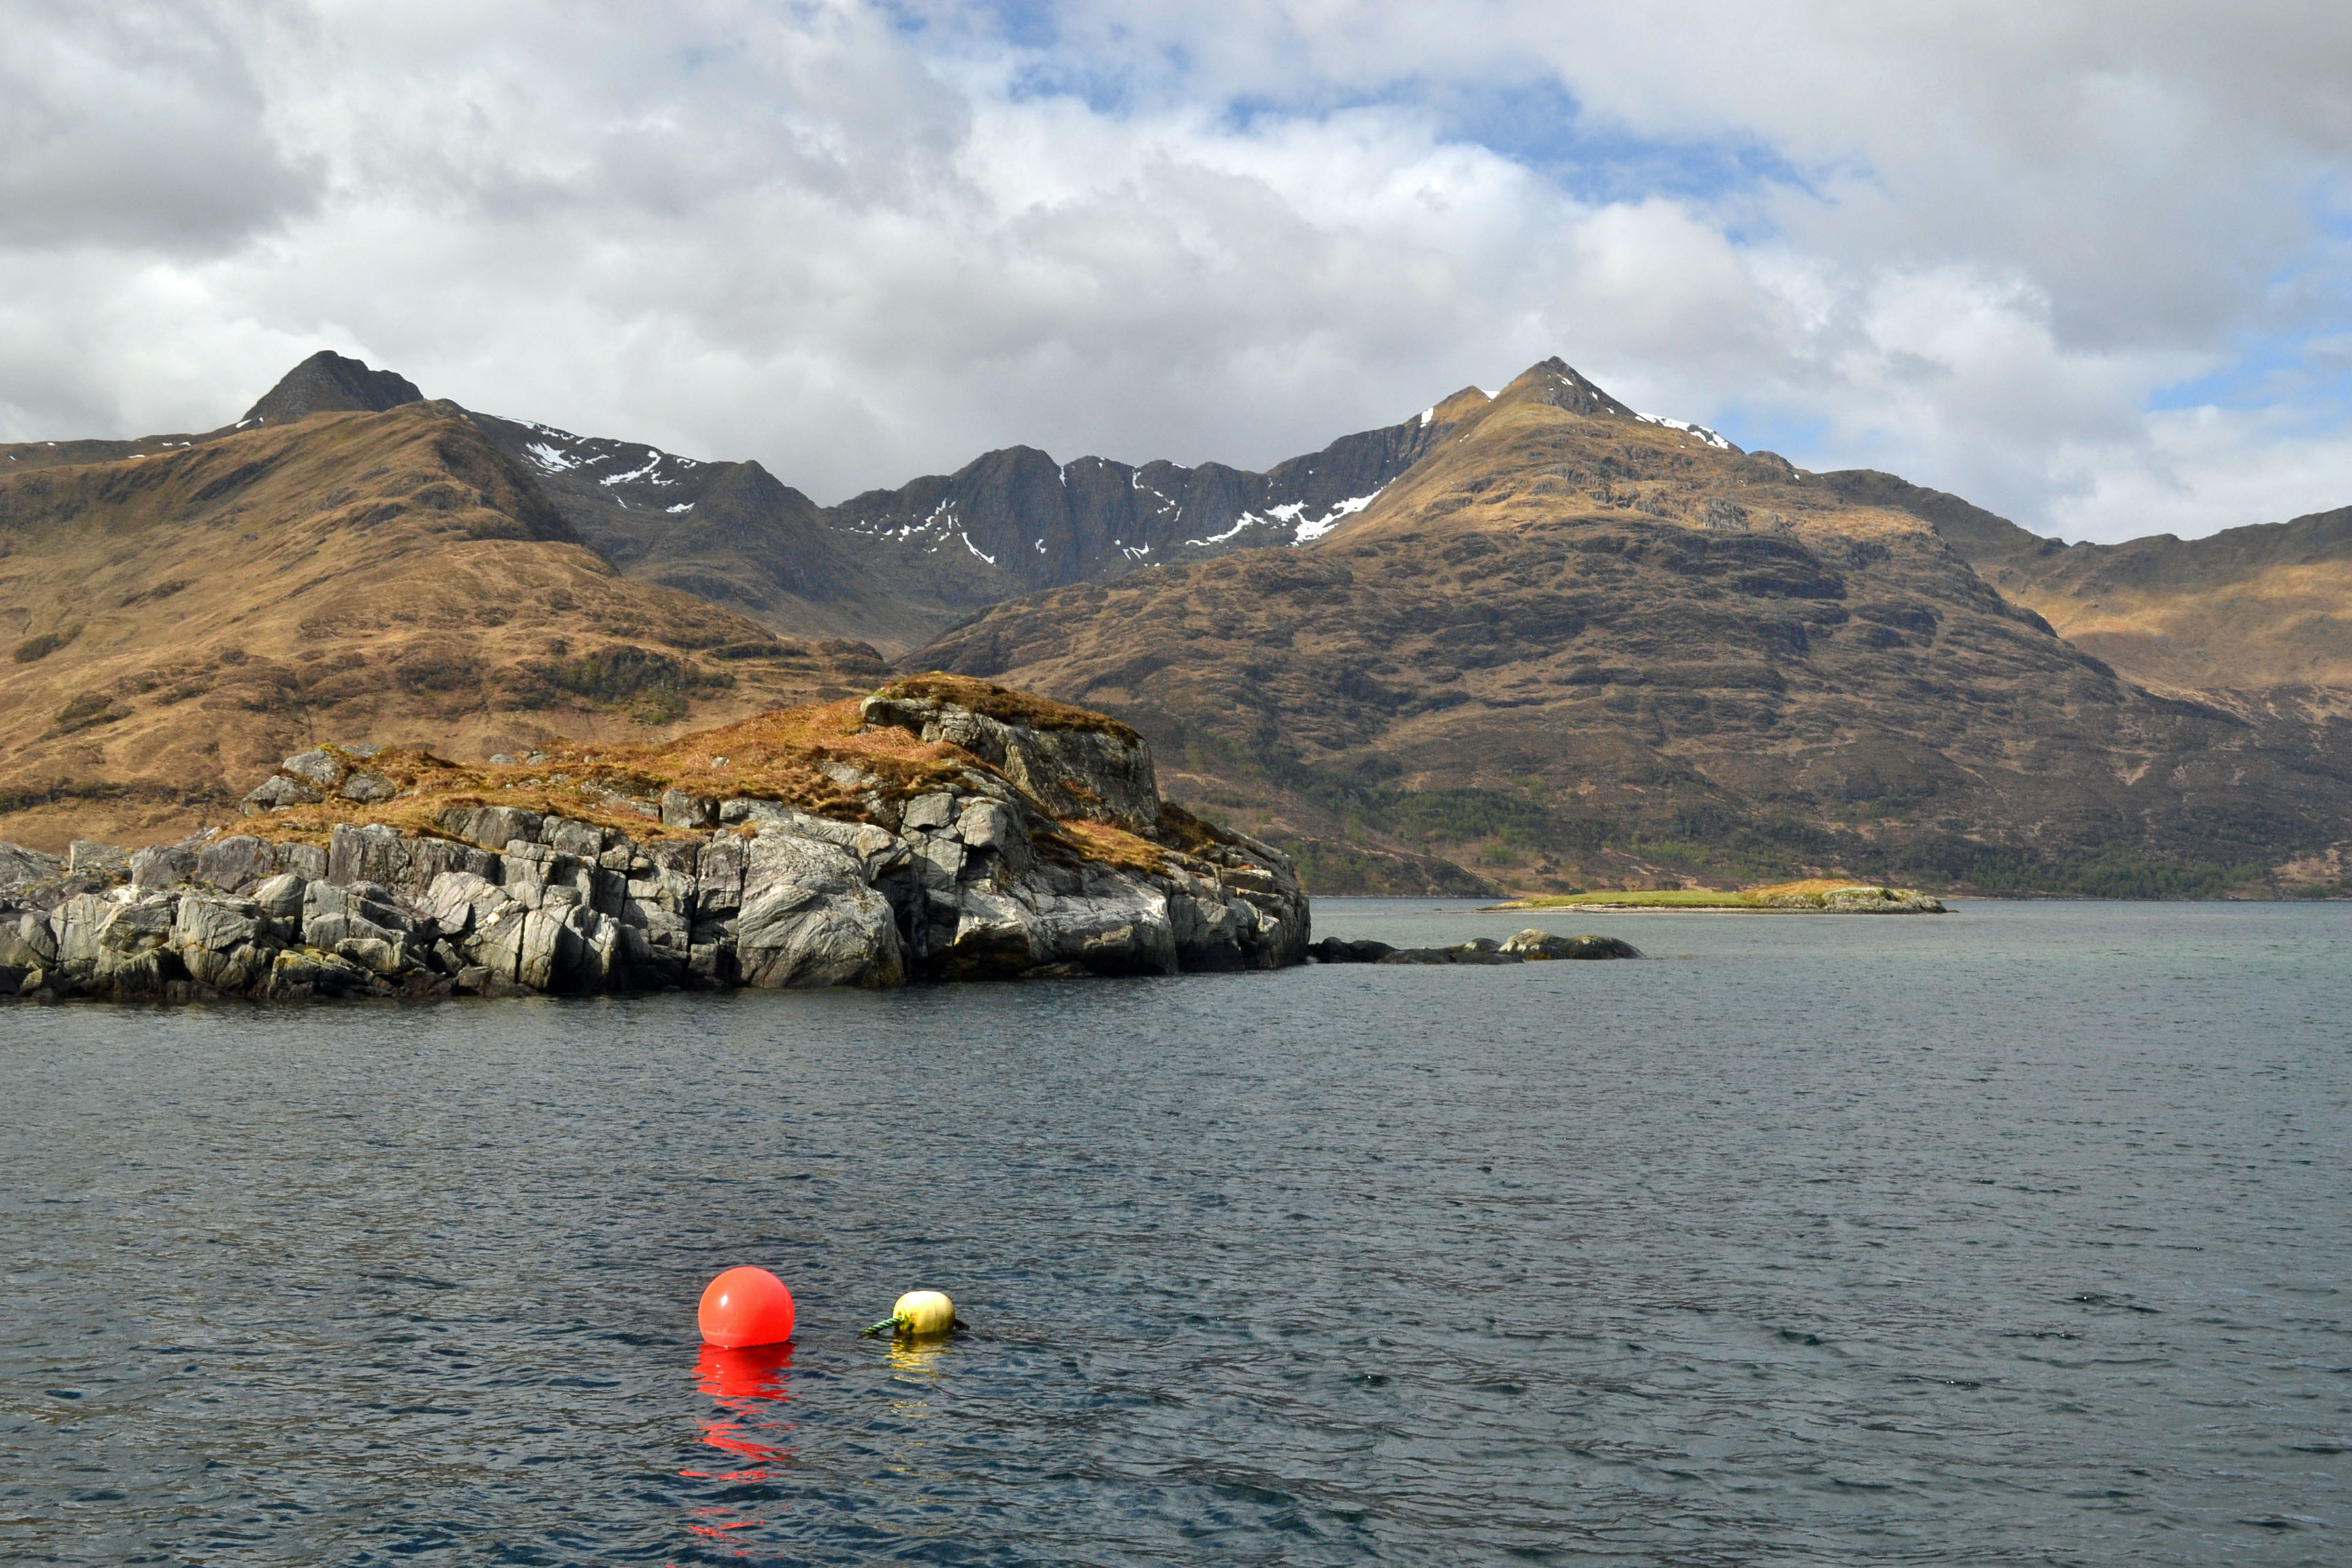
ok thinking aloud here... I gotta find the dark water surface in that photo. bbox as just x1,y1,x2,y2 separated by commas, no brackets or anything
5,900,2349,1565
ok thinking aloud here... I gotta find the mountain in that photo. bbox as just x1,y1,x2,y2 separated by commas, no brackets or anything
1820,471,2352,716
0,397,887,851
468,389,1470,653
912,360,2352,897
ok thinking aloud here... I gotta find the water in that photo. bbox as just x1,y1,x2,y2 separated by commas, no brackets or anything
3,900,2348,1565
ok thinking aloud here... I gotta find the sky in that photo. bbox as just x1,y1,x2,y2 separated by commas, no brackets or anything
3,1,2351,542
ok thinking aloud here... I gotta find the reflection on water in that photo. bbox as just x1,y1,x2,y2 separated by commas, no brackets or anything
4,901,2349,1565
686,1341,794,1481
885,1337,949,1377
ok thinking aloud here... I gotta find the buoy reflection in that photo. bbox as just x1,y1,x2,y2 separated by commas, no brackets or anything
887,1338,947,1375
695,1340,793,1401
681,1341,796,1483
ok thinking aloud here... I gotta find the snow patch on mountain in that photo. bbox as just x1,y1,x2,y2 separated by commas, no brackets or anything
1635,412,1732,450
601,450,668,487
1289,489,1384,542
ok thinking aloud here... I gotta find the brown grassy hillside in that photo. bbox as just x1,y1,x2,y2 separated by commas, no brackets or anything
915,361,2352,897
0,403,886,851
1819,472,2352,719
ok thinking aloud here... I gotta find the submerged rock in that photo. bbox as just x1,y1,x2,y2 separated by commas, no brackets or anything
1308,937,1395,964
1314,929,1642,966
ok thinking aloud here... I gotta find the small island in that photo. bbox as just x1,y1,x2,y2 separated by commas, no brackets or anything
1488,879,1946,914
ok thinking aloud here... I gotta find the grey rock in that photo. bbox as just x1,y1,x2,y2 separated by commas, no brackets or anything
266,946,378,1000
696,832,748,915
68,840,129,877
280,749,343,787
328,823,412,892
518,903,583,990
423,872,528,980
16,911,59,965
339,771,397,803
130,844,198,890
252,872,307,921
242,774,323,813
734,828,903,987
173,894,276,992
901,792,958,831
196,835,276,890
913,836,966,887
408,837,497,890
936,885,1042,978
661,788,717,829
544,817,604,858
280,843,328,883
0,919,44,973
0,839,63,895
175,893,267,954
1041,889,1177,977
437,805,543,851
744,806,907,883
956,799,1016,850
50,892,184,996
301,879,421,974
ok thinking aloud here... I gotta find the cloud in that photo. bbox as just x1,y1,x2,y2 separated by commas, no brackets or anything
0,1,317,251
0,0,2347,541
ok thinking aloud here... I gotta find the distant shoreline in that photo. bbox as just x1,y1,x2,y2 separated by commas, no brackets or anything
1484,881,1946,915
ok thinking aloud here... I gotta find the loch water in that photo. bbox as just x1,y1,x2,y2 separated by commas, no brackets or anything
4,900,2349,1566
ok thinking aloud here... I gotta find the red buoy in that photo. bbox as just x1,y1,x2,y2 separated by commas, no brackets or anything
698,1266,796,1348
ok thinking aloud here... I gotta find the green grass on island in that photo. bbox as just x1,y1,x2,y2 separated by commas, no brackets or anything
1489,879,1947,913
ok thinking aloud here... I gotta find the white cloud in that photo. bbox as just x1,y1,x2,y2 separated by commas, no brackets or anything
0,0,2346,541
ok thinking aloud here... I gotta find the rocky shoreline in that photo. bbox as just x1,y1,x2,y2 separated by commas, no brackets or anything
0,681,1309,1003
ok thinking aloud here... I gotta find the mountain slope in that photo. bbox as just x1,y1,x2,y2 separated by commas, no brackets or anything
913,361,2352,896
0,401,887,850
469,412,969,649
1820,470,2352,715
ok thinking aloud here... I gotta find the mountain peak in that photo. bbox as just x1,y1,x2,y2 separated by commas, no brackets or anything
1497,357,1636,419
240,350,424,427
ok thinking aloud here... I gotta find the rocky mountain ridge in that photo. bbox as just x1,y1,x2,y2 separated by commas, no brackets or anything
0,677,1309,1000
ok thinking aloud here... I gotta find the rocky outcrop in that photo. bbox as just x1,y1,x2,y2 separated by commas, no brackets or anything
2,685,1309,1002
859,683,1162,830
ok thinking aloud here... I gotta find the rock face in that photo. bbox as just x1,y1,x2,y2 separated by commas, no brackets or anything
1,686,1308,1003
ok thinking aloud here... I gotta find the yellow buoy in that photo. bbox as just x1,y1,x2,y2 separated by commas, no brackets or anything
863,1288,957,1338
